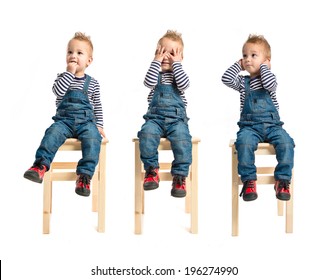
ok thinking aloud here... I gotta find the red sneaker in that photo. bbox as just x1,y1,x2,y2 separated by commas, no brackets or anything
143,167,160,190
171,175,186,198
240,180,258,201
24,164,47,183
274,180,291,201
75,174,91,197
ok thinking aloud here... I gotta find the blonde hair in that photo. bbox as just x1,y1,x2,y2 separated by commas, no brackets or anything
243,34,271,59
70,32,93,55
158,30,184,49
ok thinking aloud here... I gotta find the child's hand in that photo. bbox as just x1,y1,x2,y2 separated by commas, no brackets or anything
66,62,78,74
238,59,245,70
98,127,106,139
154,44,167,62
167,48,183,63
263,59,271,69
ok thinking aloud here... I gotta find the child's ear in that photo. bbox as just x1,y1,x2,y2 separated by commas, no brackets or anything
87,56,93,67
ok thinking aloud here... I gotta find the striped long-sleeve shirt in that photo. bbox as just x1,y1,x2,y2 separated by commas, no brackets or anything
52,71,104,128
144,60,190,107
221,62,279,112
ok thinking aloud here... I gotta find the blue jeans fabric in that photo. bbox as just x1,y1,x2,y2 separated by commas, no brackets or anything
137,75,192,177
34,75,102,177
235,77,295,182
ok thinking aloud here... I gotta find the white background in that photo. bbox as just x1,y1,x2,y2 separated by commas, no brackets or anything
1,0,326,279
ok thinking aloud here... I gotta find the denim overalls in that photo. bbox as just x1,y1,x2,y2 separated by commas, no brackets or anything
235,76,295,182
34,75,102,177
137,74,192,177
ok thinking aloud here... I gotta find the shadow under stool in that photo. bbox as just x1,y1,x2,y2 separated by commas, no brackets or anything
43,138,108,234
133,137,200,234
229,139,294,236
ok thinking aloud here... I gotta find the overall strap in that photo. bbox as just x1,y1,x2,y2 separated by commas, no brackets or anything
244,76,250,94
157,73,162,85
83,75,91,94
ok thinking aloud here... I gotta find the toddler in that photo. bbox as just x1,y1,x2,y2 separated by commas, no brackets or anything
222,34,295,201
24,32,106,197
137,30,192,198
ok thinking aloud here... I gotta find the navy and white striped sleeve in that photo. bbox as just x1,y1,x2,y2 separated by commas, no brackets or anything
260,65,279,110
90,78,104,128
260,64,277,92
52,72,75,97
221,62,243,91
144,61,161,89
172,62,190,91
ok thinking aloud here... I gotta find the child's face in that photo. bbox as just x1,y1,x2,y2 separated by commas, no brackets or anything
66,39,93,76
159,38,183,72
242,43,269,77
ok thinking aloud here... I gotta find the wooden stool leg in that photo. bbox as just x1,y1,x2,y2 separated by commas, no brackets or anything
97,142,106,233
185,176,191,214
141,186,144,214
190,142,198,234
135,141,143,234
43,170,51,234
231,146,239,236
277,200,283,216
285,179,294,233
92,174,99,212
286,200,293,233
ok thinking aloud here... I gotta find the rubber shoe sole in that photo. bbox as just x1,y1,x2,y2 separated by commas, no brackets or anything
242,192,258,201
171,188,186,198
75,187,90,197
276,192,290,201
143,181,159,191
24,170,43,183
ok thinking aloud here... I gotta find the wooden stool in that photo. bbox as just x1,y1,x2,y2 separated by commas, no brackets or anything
230,139,294,236
43,138,108,234
133,137,200,234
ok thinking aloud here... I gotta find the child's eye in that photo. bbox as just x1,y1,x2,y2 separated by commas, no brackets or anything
67,51,73,55
252,54,257,58
243,54,247,58
78,51,83,55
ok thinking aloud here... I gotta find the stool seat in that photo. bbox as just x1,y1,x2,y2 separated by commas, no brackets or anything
133,137,200,234
229,139,294,236
43,137,108,233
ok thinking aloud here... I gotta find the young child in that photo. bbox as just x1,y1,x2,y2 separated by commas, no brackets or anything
137,30,192,198
222,34,295,202
24,32,106,197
